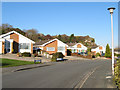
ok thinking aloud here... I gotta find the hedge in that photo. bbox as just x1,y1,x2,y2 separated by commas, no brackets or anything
51,52,64,62
114,59,120,89
22,52,31,57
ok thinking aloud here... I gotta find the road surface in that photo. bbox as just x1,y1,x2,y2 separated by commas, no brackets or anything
2,59,116,88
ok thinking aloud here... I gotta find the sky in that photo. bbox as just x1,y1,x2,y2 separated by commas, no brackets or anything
2,2,118,48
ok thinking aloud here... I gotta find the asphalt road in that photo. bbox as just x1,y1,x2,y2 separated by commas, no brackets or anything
2,59,116,88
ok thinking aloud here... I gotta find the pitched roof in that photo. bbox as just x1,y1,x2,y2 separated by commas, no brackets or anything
66,43,77,46
0,31,35,43
41,38,68,47
34,39,52,45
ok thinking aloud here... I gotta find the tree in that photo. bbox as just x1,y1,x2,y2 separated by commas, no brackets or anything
105,44,111,58
25,29,38,41
57,34,62,40
44,34,53,40
87,48,91,52
91,38,95,43
69,34,75,43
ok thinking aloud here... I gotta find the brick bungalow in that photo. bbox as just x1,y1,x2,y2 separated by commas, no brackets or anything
67,43,87,53
34,38,68,56
91,46,105,55
0,31,35,54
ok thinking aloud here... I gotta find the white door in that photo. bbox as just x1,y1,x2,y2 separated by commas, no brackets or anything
0,42,2,54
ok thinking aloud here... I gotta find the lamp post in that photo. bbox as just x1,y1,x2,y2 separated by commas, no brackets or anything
107,7,115,75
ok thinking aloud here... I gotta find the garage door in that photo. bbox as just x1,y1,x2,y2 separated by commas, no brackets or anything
0,42,2,54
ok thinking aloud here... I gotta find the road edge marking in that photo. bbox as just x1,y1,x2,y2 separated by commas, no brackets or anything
74,66,100,89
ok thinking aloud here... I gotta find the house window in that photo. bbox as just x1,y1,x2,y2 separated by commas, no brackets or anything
58,46,65,51
19,43,30,49
46,47,55,51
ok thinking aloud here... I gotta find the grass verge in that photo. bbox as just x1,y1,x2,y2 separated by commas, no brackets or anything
0,58,34,68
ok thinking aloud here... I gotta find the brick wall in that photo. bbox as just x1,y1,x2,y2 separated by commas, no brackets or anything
10,33,19,53
43,40,57,54
2,41,5,54
77,44,81,48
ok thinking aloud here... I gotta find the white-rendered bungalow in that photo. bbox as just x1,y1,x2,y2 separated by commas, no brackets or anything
67,43,87,53
0,31,35,54
34,38,68,56
91,46,105,55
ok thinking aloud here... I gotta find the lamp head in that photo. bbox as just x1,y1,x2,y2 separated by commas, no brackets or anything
108,7,115,14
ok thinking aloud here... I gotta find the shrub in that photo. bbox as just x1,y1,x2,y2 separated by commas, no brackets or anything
114,60,120,89
31,53,38,57
34,53,38,57
117,54,120,57
22,52,31,57
71,53,78,56
105,44,111,58
67,49,72,56
17,52,22,57
51,52,64,62
92,55,95,58
96,53,100,57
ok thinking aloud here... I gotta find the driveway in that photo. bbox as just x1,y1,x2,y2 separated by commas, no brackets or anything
2,59,116,88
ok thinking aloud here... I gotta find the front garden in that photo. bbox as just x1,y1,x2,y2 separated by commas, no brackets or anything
0,58,34,68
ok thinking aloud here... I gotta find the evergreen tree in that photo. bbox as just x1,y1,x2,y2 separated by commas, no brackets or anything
58,34,62,40
69,34,75,43
105,44,111,58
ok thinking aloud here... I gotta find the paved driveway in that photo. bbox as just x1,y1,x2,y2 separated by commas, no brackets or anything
2,59,116,88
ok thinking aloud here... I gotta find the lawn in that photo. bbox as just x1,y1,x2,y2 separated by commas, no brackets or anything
0,58,34,68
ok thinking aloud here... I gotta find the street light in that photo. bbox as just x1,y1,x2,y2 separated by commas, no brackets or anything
107,7,115,75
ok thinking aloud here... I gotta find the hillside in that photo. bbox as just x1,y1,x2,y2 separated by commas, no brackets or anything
0,24,98,48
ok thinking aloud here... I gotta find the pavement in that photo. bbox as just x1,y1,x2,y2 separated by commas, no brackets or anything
2,62,54,74
1,54,51,62
2,59,117,88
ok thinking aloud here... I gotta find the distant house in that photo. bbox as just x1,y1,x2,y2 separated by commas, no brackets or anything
67,43,87,53
0,31,35,54
34,38,68,56
91,46,105,55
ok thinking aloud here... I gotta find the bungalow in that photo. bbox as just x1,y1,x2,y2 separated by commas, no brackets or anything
67,43,87,54
34,38,68,56
91,46,105,55
0,31,35,54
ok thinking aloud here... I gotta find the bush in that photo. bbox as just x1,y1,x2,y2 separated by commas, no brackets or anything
71,53,78,56
96,53,100,57
114,60,120,89
17,53,22,57
22,52,31,57
105,44,111,58
34,53,38,57
51,52,64,62
92,55,95,58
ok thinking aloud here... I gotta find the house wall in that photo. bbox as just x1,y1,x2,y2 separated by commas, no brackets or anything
43,40,57,54
0,31,35,54
19,35,32,53
70,43,87,53
57,40,67,55
2,41,5,54
10,33,19,53
77,44,81,48
31,43,33,54
91,46,105,55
